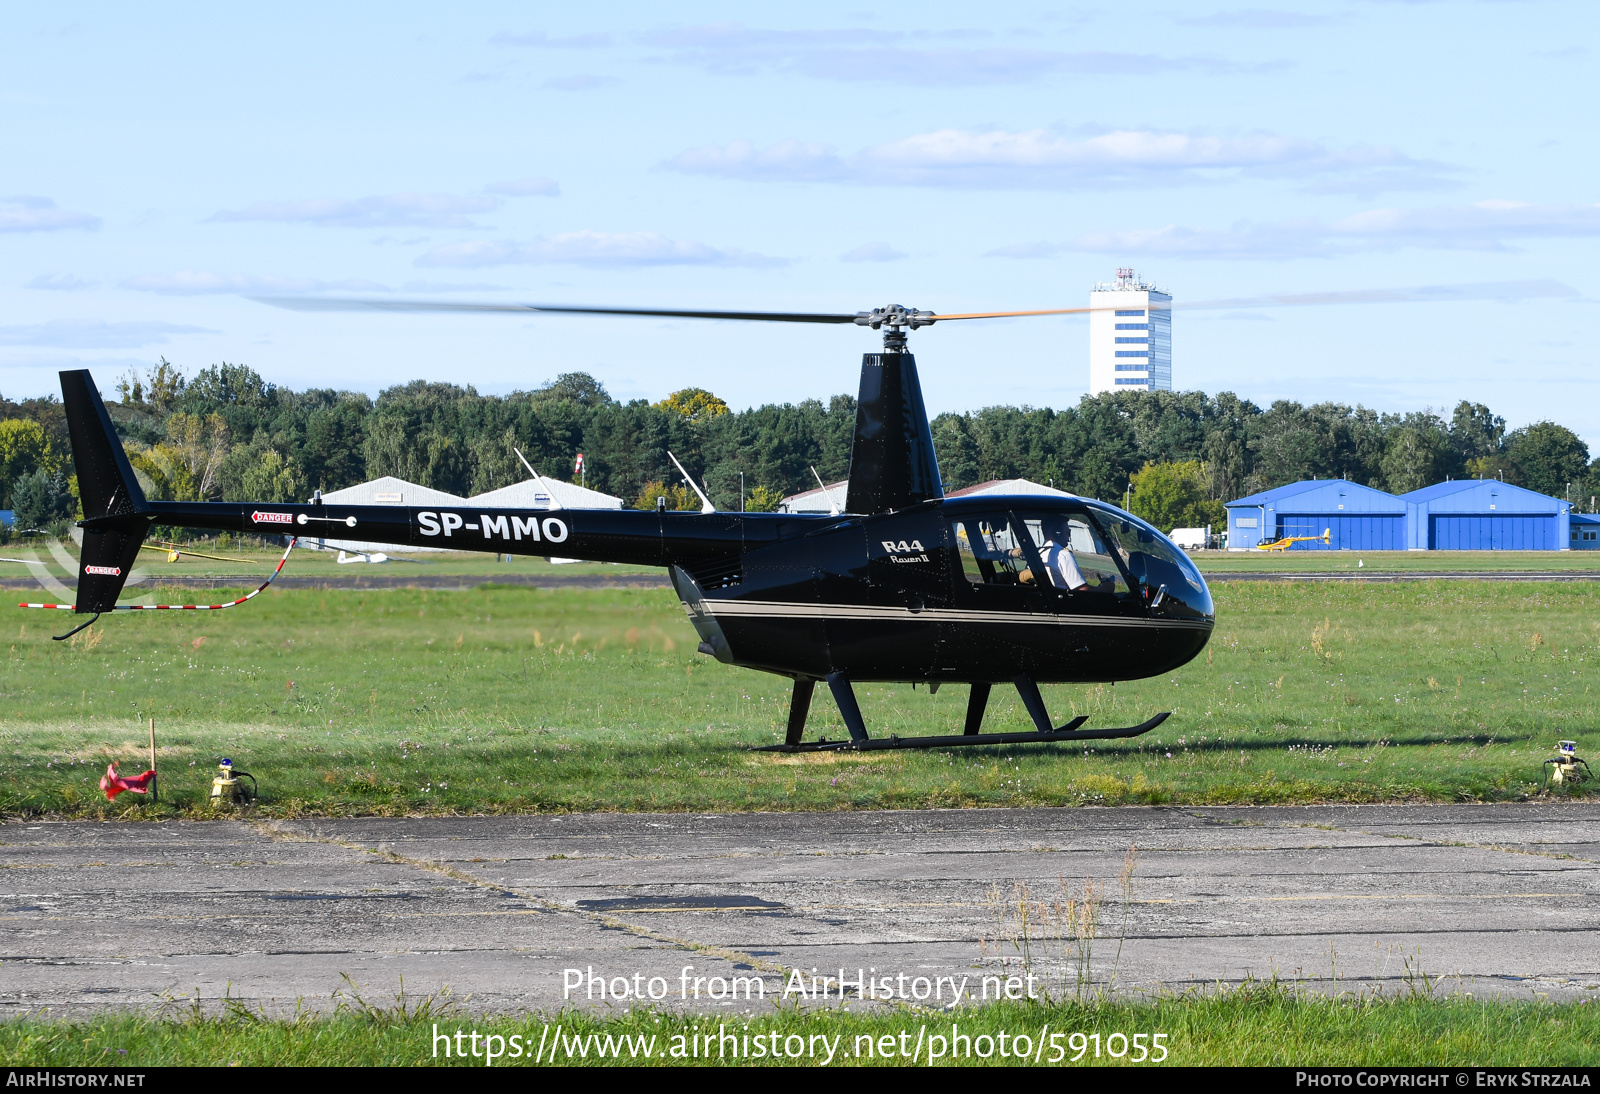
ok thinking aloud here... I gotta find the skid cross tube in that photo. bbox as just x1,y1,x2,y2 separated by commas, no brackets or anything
751,712,1170,753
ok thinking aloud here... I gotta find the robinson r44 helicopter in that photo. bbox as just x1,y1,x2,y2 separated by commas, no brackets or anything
42,300,1215,751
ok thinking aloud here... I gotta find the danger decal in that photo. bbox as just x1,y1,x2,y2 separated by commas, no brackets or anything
84,565,122,576
252,511,294,525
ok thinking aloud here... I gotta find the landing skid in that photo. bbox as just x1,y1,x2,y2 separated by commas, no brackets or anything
754,672,1170,753
751,712,1170,753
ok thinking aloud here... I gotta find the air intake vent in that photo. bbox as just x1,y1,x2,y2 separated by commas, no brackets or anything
684,556,742,590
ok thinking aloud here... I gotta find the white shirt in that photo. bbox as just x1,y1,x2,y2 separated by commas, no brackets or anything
1038,540,1088,590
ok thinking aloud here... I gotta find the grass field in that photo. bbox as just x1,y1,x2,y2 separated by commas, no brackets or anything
1195,549,1600,573
1,571,1596,817
3,990,1596,1066
0,543,660,584
3,540,1596,587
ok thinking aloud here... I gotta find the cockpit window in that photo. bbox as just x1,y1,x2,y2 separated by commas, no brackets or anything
1083,503,1214,618
951,515,1035,585
1013,510,1128,596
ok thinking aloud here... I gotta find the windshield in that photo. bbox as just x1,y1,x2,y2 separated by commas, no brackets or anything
1081,502,1214,620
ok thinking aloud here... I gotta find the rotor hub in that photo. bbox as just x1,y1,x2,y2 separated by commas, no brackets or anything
853,305,936,353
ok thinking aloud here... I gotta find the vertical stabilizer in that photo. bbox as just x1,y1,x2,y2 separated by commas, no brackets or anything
61,370,148,520
59,370,150,612
844,352,943,515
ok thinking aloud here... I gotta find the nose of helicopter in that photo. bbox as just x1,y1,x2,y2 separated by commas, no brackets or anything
1084,501,1215,623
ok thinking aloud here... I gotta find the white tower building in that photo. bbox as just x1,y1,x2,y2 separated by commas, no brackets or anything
1088,268,1171,395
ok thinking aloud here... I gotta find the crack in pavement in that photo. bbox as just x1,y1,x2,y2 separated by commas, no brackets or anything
248,818,906,1012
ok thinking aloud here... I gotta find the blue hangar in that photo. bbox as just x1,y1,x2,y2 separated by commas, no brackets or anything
1572,512,1600,550
1225,480,1406,551
1401,480,1573,551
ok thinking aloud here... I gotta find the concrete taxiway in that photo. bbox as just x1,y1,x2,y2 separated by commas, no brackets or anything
2,804,1596,1015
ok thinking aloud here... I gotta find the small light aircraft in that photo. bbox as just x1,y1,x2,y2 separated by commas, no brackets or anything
1255,529,1331,552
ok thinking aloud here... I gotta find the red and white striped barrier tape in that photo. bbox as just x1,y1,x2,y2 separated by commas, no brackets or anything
19,537,298,612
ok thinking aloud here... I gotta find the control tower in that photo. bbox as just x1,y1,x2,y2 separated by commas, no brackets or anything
1089,268,1171,395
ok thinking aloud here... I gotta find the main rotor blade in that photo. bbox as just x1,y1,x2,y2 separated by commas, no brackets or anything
256,278,1569,332
255,297,859,324
928,306,1095,321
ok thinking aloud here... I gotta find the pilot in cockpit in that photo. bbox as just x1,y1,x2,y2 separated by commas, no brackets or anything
1013,514,1089,591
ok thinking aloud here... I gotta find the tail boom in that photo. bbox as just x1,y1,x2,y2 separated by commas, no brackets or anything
55,367,831,614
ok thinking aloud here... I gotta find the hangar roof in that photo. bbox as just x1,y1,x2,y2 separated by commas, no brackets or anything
469,478,622,509
945,478,1076,499
1225,479,1403,513
1399,479,1566,512
320,475,465,507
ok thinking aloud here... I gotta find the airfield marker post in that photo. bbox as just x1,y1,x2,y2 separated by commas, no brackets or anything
148,717,158,803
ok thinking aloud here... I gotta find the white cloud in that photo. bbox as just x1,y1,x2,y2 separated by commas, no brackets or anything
667,128,1455,193
1039,200,1600,259
27,273,95,291
1064,220,1330,259
0,319,211,349
208,193,502,229
840,241,907,262
669,139,844,183
485,177,560,196
122,271,390,295
1332,200,1600,248
642,23,1275,85
0,196,100,232
415,231,787,268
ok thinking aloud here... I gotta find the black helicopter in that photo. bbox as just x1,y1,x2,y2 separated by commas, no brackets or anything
50,301,1214,751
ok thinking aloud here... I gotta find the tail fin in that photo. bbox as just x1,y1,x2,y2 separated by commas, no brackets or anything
844,351,944,515
62,370,148,520
60,370,151,613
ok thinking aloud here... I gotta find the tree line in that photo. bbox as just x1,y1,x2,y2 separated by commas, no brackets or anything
0,359,1593,533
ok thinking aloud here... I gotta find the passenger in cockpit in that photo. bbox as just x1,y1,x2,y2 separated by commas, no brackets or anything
1014,514,1089,591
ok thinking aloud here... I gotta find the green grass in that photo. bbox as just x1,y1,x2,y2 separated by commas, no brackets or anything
2,577,1596,817
0,544,660,583
1195,549,1600,572
3,991,1597,1066
6,541,1597,585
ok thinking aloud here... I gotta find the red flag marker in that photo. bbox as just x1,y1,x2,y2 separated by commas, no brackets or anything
100,763,156,801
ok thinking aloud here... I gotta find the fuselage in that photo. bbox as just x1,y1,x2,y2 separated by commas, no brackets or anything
146,493,1214,685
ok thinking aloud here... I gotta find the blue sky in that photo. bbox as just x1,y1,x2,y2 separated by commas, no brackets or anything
2,1,1596,444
